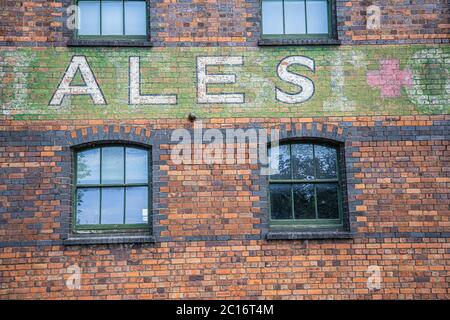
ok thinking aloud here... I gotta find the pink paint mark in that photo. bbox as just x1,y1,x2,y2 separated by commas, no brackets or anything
367,59,413,98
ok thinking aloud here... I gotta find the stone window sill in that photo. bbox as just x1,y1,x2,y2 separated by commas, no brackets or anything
67,39,153,47
258,38,340,46
63,234,155,246
266,229,353,240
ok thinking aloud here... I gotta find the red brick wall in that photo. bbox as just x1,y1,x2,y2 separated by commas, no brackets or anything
1,239,448,299
0,116,449,299
340,0,450,43
0,0,448,46
1,0,449,301
0,0,68,45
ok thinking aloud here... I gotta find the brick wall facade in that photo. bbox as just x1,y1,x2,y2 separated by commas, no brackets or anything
0,116,449,299
0,0,449,46
0,0,449,300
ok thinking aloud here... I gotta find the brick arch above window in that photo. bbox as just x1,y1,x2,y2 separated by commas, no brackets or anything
65,125,152,147
275,122,347,143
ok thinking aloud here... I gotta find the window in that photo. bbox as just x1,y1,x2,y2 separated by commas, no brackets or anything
268,141,343,227
262,0,331,38
74,145,150,230
77,0,147,38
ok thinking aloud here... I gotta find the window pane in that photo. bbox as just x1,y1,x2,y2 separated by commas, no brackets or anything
126,148,148,183
269,144,291,180
270,184,292,219
285,1,306,34
76,188,100,225
293,184,315,219
125,187,148,224
292,143,314,180
101,187,124,224
78,1,100,35
102,147,124,184
262,0,284,34
316,183,339,219
102,1,124,35
125,1,147,35
315,145,337,179
306,1,329,34
77,148,100,184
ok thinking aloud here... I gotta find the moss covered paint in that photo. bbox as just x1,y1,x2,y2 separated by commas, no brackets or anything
0,45,449,120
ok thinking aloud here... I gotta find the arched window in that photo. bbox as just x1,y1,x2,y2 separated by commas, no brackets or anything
74,145,150,230
268,141,343,227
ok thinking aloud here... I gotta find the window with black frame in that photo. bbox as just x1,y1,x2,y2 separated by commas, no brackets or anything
262,0,332,39
77,0,148,39
74,145,150,230
268,141,343,227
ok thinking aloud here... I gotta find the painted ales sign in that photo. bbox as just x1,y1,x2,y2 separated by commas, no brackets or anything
49,55,315,106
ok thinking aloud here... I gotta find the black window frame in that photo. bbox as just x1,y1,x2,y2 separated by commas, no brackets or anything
268,140,344,228
73,143,152,232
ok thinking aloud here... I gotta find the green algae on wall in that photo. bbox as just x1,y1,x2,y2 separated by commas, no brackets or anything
0,45,449,120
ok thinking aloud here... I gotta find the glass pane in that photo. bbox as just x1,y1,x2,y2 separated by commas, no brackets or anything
316,183,339,219
76,188,100,225
292,143,314,180
78,1,101,35
101,187,124,224
270,184,292,220
102,147,124,184
269,144,291,180
285,1,306,34
262,0,284,34
315,145,337,179
102,1,124,35
77,148,100,184
125,187,148,224
306,1,329,34
293,184,315,219
126,148,148,183
125,1,147,35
